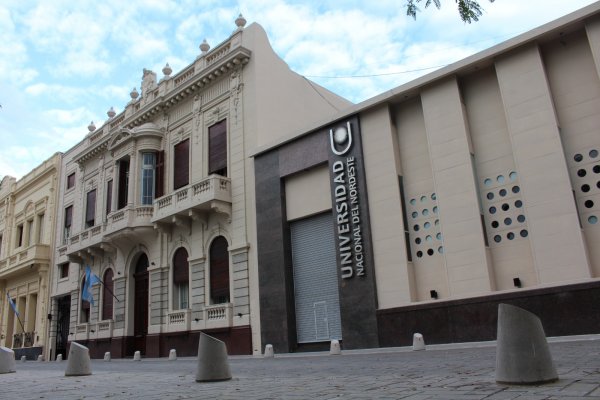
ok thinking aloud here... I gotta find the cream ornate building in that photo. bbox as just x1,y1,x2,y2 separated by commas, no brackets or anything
0,154,61,360
48,16,350,359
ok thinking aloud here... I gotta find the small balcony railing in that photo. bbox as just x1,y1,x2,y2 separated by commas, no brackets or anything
96,320,114,339
152,175,231,224
166,309,191,332
204,303,233,329
74,323,90,341
105,205,154,238
0,244,51,277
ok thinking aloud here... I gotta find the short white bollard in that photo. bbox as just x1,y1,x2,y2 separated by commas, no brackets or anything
20,356,26,362
0,346,16,374
65,342,92,376
330,340,341,355
264,344,274,358
56,354,63,362
103,352,111,362
412,333,426,351
169,349,177,361
133,351,141,361
196,332,232,382
37,355,44,362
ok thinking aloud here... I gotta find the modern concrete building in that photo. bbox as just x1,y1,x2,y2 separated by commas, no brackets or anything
0,154,61,360
254,3,600,352
47,15,350,360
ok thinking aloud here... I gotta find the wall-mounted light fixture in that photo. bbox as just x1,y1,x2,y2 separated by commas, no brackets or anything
430,290,438,299
513,277,522,288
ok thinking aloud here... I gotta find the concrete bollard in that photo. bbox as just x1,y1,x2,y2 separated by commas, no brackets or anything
495,303,558,384
412,333,426,351
133,351,141,361
37,355,44,362
169,349,177,361
56,354,63,362
263,344,274,358
195,332,232,382
330,340,341,355
65,342,92,376
20,356,26,362
0,346,16,374
103,352,111,362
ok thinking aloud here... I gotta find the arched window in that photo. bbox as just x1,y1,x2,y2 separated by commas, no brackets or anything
210,236,229,304
80,277,90,323
102,269,114,320
173,248,189,310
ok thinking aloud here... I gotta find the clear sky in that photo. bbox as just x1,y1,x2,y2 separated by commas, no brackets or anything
1,0,598,179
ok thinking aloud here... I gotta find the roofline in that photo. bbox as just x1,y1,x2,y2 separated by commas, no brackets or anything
251,1,600,158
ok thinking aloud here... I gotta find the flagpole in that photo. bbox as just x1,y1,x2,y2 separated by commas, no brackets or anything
97,278,120,303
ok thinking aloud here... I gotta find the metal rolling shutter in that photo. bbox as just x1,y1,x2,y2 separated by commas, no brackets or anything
290,213,342,343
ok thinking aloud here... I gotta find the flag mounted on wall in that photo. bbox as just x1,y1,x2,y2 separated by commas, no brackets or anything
6,292,19,317
82,265,101,305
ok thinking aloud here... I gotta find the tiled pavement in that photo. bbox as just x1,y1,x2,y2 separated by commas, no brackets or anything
3,337,600,399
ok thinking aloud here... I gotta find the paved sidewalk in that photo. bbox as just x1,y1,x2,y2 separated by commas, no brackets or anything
3,338,600,399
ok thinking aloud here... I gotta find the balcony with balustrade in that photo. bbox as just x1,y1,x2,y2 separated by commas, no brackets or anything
152,175,232,228
203,303,233,330
0,244,51,279
104,205,155,239
166,309,191,333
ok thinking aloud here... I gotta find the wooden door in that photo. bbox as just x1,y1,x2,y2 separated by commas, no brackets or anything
55,295,71,360
133,254,149,355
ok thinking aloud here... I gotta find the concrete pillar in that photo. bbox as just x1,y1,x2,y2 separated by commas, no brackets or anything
495,303,558,384
412,333,426,351
65,342,92,376
133,351,141,361
169,349,177,361
330,340,341,355
0,346,16,374
263,344,274,358
196,332,231,382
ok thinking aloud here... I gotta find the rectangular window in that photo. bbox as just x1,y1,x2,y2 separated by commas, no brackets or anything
64,206,72,244
85,189,96,228
106,180,113,216
67,173,75,189
26,219,33,246
155,151,165,198
59,262,69,279
141,152,156,205
174,283,189,310
209,120,227,176
16,224,23,248
0,234,3,257
398,176,413,262
37,213,44,244
117,159,130,210
173,139,190,190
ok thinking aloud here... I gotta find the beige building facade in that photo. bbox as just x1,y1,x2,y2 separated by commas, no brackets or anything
48,16,350,359
254,3,600,351
0,153,61,360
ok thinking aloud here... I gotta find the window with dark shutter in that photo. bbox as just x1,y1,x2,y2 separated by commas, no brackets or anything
102,269,114,320
106,180,113,215
117,159,129,209
210,236,229,304
173,139,189,190
81,278,90,323
67,173,75,189
63,205,73,244
85,189,96,228
173,247,189,284
155,150,165,198
209,120,227,176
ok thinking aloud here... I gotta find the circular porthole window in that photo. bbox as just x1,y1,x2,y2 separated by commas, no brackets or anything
504,217,512,226
590,149,599,158
438,246,444,254
489,206,497,214
582,184,590,193
484,178,492,186
412,212,418,218
578,169,587,177
487,192,494,200
494,235,502,243
585,200,594,209
421,195,427,202
424,222,431,229
417,251,423,258
426,235,433,242
433,206,438,214
410,198,416,206
415,237,421,244
497,175,505,184
512,186,520,194
431,193,437,200
574,153,583,162
509,171,517,181
515,200,523,208
502,203,510,211
594,165,600,174
436,233,442,240
423,209,429,216
520,229,529,238
517,214,526,223
491,221,499,228
499,189,507,197
435,219,439,226
589,215,598,224
427,249,434,256
507,232,515,240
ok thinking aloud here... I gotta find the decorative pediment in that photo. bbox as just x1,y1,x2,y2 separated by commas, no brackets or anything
108,128,134,151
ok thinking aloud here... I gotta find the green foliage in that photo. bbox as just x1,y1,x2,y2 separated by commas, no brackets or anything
405,0,495,23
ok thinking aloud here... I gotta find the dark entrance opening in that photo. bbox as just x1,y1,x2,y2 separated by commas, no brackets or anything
55,295,71,360
133,254,149,355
